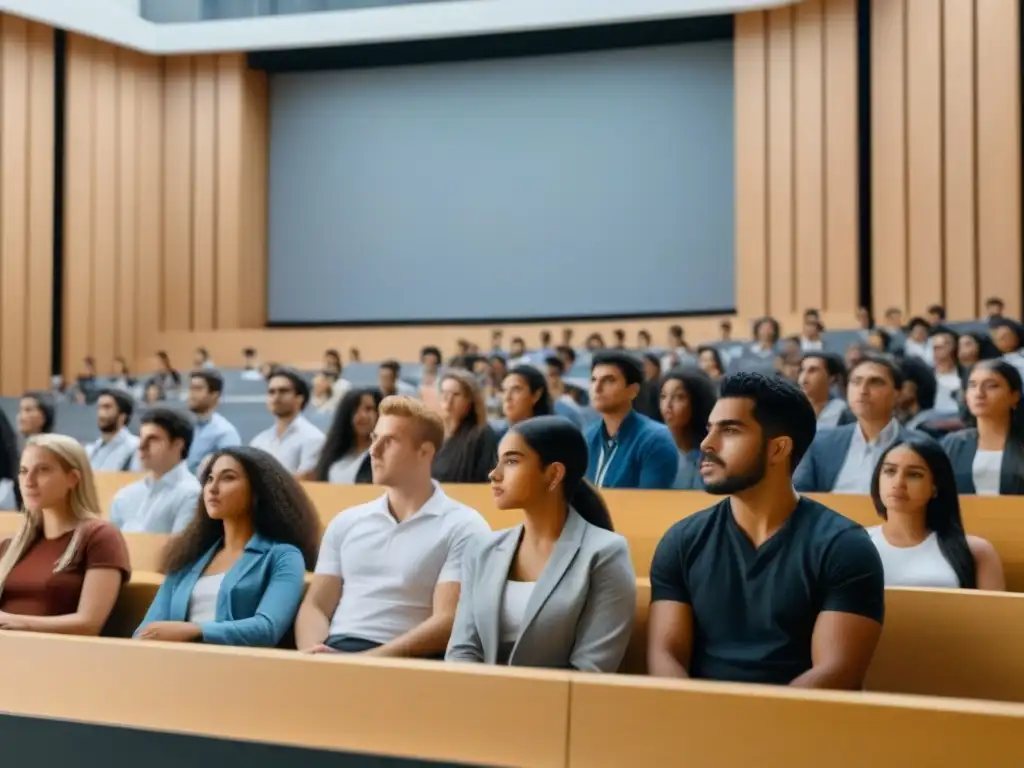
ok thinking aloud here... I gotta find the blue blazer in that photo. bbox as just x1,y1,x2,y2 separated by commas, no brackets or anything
793,422,922,492
941,429,1024,495
134,534,305,647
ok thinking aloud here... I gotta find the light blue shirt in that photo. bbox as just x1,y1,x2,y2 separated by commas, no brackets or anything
831,418,901,493
672,449,703,490
109,461,201,534
249,414,325,474
86,428,141,472
816,398,847,430
188,411,242,474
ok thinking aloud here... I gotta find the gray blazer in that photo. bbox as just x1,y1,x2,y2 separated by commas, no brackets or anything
445,509,636,672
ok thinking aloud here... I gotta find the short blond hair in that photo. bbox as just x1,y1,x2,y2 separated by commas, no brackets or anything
379,395,445,452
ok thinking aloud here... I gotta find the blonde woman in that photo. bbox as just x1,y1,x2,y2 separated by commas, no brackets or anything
433,370,499,483
0,435,130,634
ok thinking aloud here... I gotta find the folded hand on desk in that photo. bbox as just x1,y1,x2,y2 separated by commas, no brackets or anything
0,612,30,631
135,621,202,643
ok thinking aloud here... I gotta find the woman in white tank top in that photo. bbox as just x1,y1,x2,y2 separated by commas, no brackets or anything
868,436,1005,590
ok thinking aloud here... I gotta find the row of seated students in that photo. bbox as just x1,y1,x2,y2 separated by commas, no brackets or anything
0,378,1005,690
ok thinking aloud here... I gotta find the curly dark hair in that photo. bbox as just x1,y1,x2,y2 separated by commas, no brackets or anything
160,446,322,574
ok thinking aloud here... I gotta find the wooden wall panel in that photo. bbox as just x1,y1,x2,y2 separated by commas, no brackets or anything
62,38,268,378
0,17,55,396
872,0,1022,321
735,0,860,322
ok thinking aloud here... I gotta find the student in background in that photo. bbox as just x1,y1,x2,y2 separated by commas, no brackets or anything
647,374,884,688
926,304,946,327
109,357,138,396
192,347,214,370
930,327,963,413
419,346,443,410
310,372,340,415
314,388,383,485
378,360,417,398
447,416,635,671
942,360,1024,495
0,435,129,634
659,367,718,490
633,353,663,421
85,389,140,472
433,370,499,484
186,370,242,475
241,347,262,381
152,351,182,396
868,436,1004,590
585,351,678,490
250,367,325,480
797,353,847,429
696,346,725,382
134,447,321,647
795,354,920,493
17,391,54,441
500,366,554,432
896,357,941,430
109,408,201,534
0,413,20,510
297,397,488,656
902,317,934,364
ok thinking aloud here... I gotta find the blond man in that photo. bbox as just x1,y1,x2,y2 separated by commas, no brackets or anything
295,396,489,656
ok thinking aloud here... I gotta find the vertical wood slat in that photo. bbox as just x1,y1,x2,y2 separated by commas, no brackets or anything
63,34,95,380
215,55,244,330
0,16,29,395
249,68,269,328
116,49,139,365
824,0,859,315
870,0,908,316
162,56,193,332
975,0,1022,319
135,54,163,363
92,41,118,372
766,6,795,318
793,0,825,312
734,12,769,321
942,0,978,320
26,21,54,391
905,0,945,315
192,54,217,332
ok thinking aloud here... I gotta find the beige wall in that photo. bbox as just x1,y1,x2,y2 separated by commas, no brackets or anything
62,35,268,380
871,0,1021,320
0,17,54,394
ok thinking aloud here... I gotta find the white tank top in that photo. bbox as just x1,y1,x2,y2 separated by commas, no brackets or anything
188,572,226,623
867,526,960,588
499,581,536,644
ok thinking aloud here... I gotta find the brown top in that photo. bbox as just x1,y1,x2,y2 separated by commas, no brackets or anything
0,519,131,617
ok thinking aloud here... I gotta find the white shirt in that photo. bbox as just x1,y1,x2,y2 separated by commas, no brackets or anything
934,370,962,413
972,450,1003,496
816,398,847,430
832,418,901,493
314,484,490,644
0,479,15,511
867,526,960,588
250,414,325,474
188,572,226,623
903,338,934,365
800,337,824,352
327,451,369,485
499,580,536,644
109,461,202,533
86,428,141,472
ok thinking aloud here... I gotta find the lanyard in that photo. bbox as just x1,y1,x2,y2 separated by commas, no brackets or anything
594,439,619,488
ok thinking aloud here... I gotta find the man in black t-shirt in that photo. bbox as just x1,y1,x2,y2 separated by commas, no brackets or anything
647,373,884,689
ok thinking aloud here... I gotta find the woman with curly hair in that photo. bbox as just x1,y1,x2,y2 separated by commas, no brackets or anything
134,446,322,647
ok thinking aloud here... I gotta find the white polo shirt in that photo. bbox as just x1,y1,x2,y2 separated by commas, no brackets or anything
249,414,325,474
315,484,489,644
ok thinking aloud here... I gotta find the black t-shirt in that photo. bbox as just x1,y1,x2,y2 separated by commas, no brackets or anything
650,496,884,685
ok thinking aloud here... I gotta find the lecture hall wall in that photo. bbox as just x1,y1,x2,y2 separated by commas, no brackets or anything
0,0,1018,391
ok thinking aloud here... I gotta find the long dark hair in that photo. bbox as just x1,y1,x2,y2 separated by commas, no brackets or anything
0,412,20,508
162,447,322,574
314,388,383,482
505,365,553,419
659,366,718,449
870,435,976,588
21,391,54,434
511,416,614,532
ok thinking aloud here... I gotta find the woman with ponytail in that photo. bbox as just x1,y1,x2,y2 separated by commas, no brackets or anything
868,435,1004,589
942,359,1024,495
0,434,130,633
446,416,636,671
